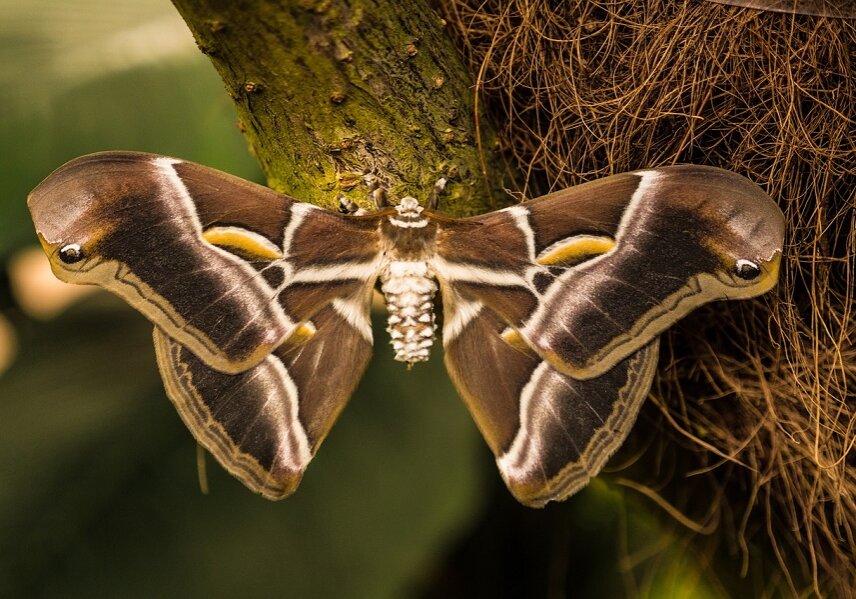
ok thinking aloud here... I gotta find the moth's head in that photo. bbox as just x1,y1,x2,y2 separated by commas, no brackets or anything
27,153,150,282
396,196,423,217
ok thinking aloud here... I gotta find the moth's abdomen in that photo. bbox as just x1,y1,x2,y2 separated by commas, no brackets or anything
380,260,437,363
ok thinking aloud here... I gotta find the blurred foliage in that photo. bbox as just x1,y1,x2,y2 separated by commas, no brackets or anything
0,1,768,597
0,297,483,597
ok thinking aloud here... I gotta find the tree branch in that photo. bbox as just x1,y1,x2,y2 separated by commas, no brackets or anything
171,0,510,214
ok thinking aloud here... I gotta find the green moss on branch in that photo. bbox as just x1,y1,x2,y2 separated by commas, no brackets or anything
171,0,510,214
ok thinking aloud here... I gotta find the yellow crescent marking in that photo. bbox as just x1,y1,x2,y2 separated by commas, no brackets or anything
500,328,537,356
536,236,615,266
282,322,317,348
202,227,283,260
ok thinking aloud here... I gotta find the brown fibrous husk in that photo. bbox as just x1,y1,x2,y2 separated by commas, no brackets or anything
435,0,855,595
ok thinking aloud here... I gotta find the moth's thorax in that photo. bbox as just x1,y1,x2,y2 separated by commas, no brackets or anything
380,197,438,363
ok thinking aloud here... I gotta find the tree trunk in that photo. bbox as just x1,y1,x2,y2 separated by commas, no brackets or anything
170,0,509,214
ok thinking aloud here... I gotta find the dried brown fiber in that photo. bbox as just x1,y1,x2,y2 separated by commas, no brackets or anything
434,0,855,595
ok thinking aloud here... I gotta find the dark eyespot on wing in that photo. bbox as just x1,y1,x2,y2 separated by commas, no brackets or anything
734,259,761,280
59,244,84,264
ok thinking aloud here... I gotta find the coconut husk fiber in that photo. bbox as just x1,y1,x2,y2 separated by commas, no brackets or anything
434,0,855,595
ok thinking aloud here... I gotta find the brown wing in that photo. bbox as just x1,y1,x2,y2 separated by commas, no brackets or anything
441,290,658,507
434,166,784,379
28,151,384,373
153,302,373,500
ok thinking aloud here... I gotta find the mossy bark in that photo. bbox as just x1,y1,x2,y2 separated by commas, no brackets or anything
171,0,509,214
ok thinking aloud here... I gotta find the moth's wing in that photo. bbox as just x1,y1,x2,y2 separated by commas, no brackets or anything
28,151,383,373
519,167,784,377
442,293,658,507
29,152,296,373
29,152,386,497
151,202,380,498
435,166,784,379
153,301,373,500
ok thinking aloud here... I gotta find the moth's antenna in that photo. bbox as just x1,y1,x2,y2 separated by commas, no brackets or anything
428,177,448,211
364,172,389,208
372,187,389,209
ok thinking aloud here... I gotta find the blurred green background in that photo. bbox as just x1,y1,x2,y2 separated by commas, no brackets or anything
0,2,741,597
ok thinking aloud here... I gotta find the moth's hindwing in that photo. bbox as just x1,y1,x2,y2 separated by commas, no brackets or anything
153,302,373,500
443,296,658,507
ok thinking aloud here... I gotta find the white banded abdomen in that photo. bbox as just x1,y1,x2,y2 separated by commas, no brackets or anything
379,260,437,363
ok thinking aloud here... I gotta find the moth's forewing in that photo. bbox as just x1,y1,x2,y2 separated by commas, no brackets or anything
28,152,296,373
521,167,784,378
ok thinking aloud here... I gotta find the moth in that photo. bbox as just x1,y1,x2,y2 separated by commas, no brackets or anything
28,152,784,507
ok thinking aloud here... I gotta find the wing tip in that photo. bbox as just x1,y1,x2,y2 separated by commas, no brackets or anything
153,327,314,501
503,471,593,508
499,343,661,508
250,468,306,501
